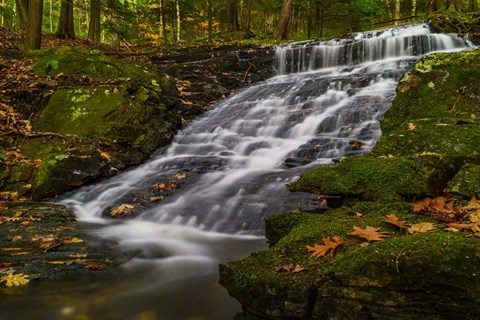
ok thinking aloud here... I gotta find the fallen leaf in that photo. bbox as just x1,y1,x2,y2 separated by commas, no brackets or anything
469,211,480,223
354,212,363,218
407,122,416,131
275,263,294,273
63,237,83,244
84,262,103,270
8,235,22,242
70,253,88,258
349,226,388,242
174,173,187,180
383,214,409,230
407,222,436,234
110,204,135,216
464,196,480,211
0,272,29,287
149,196,164,202
444,222,475,231
306,236,344,258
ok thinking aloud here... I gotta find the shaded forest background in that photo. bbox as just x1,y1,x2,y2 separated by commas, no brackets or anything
1,0,479,50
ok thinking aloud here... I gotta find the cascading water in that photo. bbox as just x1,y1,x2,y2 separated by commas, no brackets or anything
12,25,475,319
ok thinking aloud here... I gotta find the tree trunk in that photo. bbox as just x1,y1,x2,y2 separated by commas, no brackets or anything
274,0,294,41
395,0,401,25
176,0,180,43
207,0,213,43
15,0,28,30
228,0,240,32
56,0,76,39
449,0,464,11
468,0,478,11
25,0,43,50
87,0,101,42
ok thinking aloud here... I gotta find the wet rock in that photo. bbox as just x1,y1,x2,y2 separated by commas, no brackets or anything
0,202,130,287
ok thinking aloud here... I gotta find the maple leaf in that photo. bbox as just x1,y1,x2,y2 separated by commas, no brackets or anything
0,272,30,287
407,122,416,131
407,222,436,234
112,86,119,93
110,204,135,216
306,236,344,258
0,203,8,211
349,226,389,242
463,196,480,211
412,198,432,212
383,214,409,230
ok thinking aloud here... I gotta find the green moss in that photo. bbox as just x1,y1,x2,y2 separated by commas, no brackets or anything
447,164,480,197
29,46,157,81
31,153,69,189
33,87,123,140
288,156,428,201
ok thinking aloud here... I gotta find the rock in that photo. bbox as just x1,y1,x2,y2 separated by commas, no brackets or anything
447,164,480,197
220,49,480,319
1,46,184,199
0,202,131,285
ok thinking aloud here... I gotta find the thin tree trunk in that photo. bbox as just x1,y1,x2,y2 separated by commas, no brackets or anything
87,0,100,42
207,0,213,43
15,0,28,30
468,0,478,11
274,0,294,41
228,0,240,32
25,0,43,50
395,0,401,25
176,0,180,43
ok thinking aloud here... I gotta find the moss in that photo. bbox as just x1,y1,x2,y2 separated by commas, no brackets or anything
8,163,34,183
288,156,428,202
33,87,123,139
31,153,70,189
447,164,480,196
29,46,157,81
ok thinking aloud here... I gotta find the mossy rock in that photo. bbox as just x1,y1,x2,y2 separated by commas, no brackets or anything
29,46,155,81
373,49,480,157
288,156,432,202
220,207,480,319
447,163,480,197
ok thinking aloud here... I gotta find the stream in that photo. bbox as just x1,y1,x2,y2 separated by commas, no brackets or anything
3,24,473,320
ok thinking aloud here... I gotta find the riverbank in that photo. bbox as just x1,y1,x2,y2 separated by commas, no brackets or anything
219,48,480,319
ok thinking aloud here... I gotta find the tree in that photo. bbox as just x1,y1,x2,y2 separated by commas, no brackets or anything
15,0,28,29
207,0,213,43
88,0,101,42
25,0,43,50
56,0,76,39
275,0,294,40
227,0,240,32
468,0,478,11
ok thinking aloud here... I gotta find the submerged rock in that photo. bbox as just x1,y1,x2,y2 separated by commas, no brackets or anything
0,201,130,288
220,49,480,319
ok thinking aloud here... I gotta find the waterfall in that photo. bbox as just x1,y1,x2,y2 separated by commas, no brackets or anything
55,25,471,319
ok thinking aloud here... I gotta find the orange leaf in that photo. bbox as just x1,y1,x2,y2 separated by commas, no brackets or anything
463,195,480,211
306,236,343,258
444,222,476,231
383,214,409,230
349,226,388,242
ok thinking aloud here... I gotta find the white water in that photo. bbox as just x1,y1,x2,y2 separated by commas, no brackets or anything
53,24,471,319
